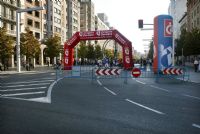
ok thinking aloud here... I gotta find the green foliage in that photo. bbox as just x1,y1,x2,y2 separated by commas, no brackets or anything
0,27,14,63
78,41,87,59
147,41,153,59
105,49,114,59
86,44,95,60
94,44,102,59
20,27,40,61
43,34,61,60
175,28,200,56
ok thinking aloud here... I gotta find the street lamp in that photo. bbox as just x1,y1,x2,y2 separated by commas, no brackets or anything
16,7,45,72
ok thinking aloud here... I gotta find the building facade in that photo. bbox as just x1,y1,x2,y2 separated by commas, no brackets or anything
187,0,200,31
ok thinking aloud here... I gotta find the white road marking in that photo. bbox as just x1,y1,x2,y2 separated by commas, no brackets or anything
103,87,117,96
125,99,165,115
0,87,47,92
0,96,50,103
97,80,102,86
46,80,59,103
4,83,50,88
182,94,200,100
135,80,146,85
3,80,54,85
150,85,170,92
192,124,200,129
2,91,45,97
51,73,55,75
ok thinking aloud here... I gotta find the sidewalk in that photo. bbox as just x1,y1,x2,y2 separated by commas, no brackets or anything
0,66,55,75
184,66,200,84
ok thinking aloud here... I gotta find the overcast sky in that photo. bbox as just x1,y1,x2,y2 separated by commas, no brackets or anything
92,0,170,53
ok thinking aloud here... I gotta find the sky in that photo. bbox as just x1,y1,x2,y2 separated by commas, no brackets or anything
92,0,170,54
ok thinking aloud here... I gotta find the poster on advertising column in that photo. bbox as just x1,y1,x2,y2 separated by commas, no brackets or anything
153,15,173,73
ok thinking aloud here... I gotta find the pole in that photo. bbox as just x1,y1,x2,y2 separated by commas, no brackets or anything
172,37,175,66
16,12,21,72
75,46,78,65
182,48,183,66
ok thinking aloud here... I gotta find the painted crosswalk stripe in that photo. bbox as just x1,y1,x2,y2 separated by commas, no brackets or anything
3,80,54,85
0,87,47,92
4,83,50,88
1,91,45,97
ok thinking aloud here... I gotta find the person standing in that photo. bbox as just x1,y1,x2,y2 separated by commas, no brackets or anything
198,58,200,72
0,62,2,71
194,58,199,72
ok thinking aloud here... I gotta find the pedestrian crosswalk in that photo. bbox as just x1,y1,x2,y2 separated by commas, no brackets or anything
0,77,55,102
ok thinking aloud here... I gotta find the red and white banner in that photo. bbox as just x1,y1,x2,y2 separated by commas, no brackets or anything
163,68,183,75
95,69,121,76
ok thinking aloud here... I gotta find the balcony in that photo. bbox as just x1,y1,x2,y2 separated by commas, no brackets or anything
0,12,16,24
7,30,16,37
0,0,21,9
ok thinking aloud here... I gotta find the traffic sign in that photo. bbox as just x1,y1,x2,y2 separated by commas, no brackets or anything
132,68,141,78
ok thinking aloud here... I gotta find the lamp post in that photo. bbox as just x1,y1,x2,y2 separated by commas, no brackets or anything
16,7,45,72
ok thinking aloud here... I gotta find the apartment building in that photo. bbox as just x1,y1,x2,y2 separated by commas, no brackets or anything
67,0,80,37
95,15,117,57
168,0,187,39
97,13,110,27
187,0,200,31
0,0,21,67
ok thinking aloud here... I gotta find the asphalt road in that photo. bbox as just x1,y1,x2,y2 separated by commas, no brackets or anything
0,70,200,134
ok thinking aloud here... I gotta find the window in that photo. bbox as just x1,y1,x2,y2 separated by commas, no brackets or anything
35,11,40,17
43,14,47,19
35,21,40,29
11,24,14,30
35,32,40,39
3,6,6,17
27,19,33,26
44,24,47,30
35,0,40,6
26,0,32,3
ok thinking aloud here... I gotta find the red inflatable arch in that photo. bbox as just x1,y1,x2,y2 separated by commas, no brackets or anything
63,30,133,70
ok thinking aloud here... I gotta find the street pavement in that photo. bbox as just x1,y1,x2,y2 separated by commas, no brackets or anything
0,66,200,134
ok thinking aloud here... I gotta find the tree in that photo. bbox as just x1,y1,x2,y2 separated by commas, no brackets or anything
21,27,40,63
147,41,153,59
86,44,95,61
43,34,61,63
94,44,102,59
0,27,14,70
105,49,114,59
78,41,88,64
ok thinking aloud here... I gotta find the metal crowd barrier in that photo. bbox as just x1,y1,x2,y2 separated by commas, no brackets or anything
56,65,190,83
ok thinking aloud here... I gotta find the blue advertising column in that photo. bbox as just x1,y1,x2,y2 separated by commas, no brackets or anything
153,15,173,73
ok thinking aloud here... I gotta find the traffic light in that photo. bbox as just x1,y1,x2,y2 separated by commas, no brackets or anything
138,19,143,28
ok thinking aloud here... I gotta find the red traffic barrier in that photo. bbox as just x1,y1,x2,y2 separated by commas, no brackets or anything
95,69,121,76
163,68,183,75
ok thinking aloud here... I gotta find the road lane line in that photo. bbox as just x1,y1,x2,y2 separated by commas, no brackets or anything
97,80,102,86
47,78,62,103
0,87,47,92
103,87,117,96
3,80,54,85
135,80,146,85
150,85,170,92
182,94,200,100
4,83,50,88
192,124,200,129
2,91,45,97
125,99,165,115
